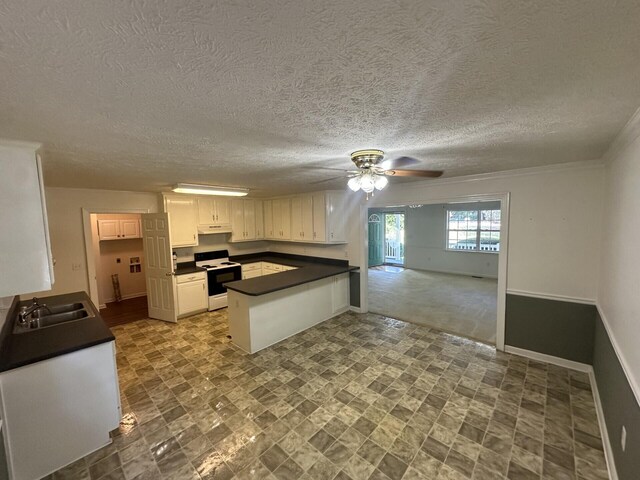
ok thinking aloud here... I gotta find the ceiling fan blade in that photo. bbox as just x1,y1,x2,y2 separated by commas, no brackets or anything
384,169,444,178
308,176,345,185
380,156,421,170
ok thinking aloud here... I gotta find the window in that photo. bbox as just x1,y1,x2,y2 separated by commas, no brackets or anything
446,208,501,252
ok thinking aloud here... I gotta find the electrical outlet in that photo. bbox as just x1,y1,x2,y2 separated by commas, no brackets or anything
71,263,82,271
621,425,627,452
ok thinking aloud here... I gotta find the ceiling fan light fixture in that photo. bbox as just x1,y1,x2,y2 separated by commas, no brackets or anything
360,173,375,193
347,177,361,192
172,183,249,196
373,175,388,190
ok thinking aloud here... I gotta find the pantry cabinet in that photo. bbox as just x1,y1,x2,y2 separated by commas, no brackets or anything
163,194,199,247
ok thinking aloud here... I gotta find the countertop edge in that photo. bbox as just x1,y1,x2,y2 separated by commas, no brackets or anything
225,265,358,296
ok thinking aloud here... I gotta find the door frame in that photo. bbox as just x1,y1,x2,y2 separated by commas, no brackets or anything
359,192,510,350
82,207,151,309
382,210,406,267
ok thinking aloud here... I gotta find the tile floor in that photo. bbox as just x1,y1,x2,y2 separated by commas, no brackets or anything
49,310,609,480
368,269,498,344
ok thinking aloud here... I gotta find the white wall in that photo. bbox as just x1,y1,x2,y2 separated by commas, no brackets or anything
27,187,159,299
362,162,604,301
597,109,640,399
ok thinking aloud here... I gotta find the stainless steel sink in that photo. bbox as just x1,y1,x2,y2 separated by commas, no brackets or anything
13,300,95,334
30,302,85,318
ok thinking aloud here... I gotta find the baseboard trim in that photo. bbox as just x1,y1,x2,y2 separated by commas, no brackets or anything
349,306,364,313
588,369,619,480
504,345,591,372
595,304,640,407
405,266,498,280
506,289,596,305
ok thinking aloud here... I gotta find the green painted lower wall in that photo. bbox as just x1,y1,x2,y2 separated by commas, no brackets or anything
593,311,640,480
505,294,596,364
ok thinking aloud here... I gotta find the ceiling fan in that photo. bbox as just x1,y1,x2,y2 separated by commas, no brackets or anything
312,149,443,198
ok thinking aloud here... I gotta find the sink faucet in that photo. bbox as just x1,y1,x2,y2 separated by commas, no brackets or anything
18,298,50,324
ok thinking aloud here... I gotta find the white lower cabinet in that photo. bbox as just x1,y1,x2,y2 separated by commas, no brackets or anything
241,262,263,279
0,342,121,480
176,272,208,317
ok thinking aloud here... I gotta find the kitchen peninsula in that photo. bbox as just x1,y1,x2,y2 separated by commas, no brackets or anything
225,253,357,353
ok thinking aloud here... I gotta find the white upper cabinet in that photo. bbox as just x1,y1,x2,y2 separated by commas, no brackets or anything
163,194,199,247
254,200,264,239
291,195,313,241
197,197,231,231
0,141,55,296
263,200,274,239
272,198,291,240
308,191,347,243
230,199,262,242
97,218,141,240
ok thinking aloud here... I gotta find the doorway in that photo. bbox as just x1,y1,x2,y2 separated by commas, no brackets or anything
83,209,150,327
368,211,405,267
361,193,509,349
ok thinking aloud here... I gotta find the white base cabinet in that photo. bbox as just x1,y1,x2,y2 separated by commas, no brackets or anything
228,273,350,354
175,272,208,317
0,342,121,480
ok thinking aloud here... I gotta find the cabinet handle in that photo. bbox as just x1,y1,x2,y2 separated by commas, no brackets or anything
193,234,196,240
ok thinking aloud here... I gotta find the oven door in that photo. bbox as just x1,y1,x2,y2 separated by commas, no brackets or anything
207,266,242,296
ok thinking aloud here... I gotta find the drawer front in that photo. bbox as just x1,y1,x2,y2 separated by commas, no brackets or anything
176,272,206,284
242,262,262,272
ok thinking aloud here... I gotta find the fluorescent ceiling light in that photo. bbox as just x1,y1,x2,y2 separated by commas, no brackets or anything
172,183,248,196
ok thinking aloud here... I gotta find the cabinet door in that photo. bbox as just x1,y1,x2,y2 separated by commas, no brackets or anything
177,281,207,316
120,219,141,238
243,269,262,279
254,200,264,239
290,196,303,241
197,197,214,225
244,200,256,240
230,199,245,242
97,219,120,240
312,192,327,242
331,274,350,313
214,198,231,225
164,195,198,247
280,198,291,239
326,192,346,243
272,200,283,238
301,194,314,241
263,200,274,239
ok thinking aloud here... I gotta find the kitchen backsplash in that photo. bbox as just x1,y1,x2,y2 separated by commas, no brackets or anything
173,234,268,263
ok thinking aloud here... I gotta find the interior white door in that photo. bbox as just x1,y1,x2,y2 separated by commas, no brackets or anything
142,213,177,322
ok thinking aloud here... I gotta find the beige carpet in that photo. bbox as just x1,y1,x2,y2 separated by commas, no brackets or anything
368,268,497,344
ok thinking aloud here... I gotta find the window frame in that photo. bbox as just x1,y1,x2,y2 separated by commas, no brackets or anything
445,208,501,254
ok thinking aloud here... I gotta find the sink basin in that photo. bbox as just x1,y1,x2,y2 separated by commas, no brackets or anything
13,300,95,334
31,302,85,318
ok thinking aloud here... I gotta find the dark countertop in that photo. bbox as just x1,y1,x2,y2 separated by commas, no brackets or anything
0,291,115,373
225,252,358,296
175,261,207,276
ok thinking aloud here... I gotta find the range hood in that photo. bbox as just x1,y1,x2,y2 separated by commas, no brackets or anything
198,225,232,235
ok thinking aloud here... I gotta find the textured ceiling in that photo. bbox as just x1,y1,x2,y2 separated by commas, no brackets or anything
1,0,640,195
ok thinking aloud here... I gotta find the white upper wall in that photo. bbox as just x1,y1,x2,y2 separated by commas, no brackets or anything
27,187,159,298
598,109,640,399
364,162,604,301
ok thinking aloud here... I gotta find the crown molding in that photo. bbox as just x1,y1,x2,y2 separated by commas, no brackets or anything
602,105,640,163
397,159,605,191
